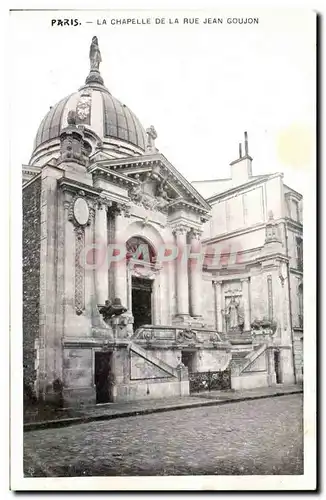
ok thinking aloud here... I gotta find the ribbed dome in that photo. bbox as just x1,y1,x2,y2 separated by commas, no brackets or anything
34,87,146,151
30,38,147,165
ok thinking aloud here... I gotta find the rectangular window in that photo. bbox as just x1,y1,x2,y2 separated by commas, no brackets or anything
296,237,303,271
293,200,300,222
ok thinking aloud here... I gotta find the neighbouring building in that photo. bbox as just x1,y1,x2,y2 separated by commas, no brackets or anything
192,133,303,386
22,38,303,407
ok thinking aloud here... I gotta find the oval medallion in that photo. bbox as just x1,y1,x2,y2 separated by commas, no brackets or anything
73,197,89,226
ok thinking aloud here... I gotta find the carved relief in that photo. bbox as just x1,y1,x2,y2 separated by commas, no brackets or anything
267,274,273,321
128,176,171,213
76,91,92,124
74,226,85,314
172,224,190,236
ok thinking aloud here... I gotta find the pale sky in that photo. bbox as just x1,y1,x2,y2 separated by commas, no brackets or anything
10,9,315,195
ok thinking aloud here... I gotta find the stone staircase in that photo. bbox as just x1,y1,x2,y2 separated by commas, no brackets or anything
128,341,179,379
227,328,253,345
230,343,268,376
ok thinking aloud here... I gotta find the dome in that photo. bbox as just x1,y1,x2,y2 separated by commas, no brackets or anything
30,38,147,166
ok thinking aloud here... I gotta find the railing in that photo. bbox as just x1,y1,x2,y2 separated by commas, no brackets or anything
189,369,231,393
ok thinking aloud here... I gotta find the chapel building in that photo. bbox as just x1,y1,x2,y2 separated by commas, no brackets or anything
22,38,303,407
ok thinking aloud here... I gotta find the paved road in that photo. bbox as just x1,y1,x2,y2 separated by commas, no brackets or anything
24,394,303,477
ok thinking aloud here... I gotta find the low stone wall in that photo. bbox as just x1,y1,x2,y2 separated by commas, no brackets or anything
231,372,269,390
113,378,189,402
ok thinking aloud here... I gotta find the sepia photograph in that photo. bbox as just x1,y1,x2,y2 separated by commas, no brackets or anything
9,7,316,491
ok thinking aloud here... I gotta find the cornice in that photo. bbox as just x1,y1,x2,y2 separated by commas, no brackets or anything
202,221,266,244
22,172,42,190
284,187,303,201
88,152,211,212
289,267,303,276
57,177,101,198
285,217,303,232
90,165,138,187
207,172,282,204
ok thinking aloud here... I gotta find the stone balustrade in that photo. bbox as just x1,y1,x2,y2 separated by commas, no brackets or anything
131,324,229,349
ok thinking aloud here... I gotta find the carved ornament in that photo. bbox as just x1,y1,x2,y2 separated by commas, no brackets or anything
67,190,92,227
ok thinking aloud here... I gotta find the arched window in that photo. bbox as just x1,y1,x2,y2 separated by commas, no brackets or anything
126,236,156,264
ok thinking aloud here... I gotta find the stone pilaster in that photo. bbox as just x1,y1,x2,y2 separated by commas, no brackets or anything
94,200,109,305
213,280,223,333
189,229,203,318
173,225,190,318
113,205,130,308
241,277,251,331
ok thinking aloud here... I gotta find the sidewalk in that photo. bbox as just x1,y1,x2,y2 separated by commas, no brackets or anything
24,384,302,432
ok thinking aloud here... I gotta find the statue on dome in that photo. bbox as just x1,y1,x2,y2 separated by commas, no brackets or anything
89,36,102,71
146,125,158,153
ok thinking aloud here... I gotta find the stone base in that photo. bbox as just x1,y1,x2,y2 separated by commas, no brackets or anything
267,372,277,386
113,379,189,402
231,372,269,390
62,386,96,408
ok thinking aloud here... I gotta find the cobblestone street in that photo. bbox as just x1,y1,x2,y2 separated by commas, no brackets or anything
24,394,303,477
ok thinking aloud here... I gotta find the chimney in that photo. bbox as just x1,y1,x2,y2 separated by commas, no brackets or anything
230,131,253,186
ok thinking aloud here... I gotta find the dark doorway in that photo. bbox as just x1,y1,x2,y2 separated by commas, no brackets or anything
95,352,113,404
132,277,152,331
181,351,195,372
274,350,282,384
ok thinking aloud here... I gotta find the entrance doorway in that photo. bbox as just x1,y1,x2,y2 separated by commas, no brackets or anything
274,350,282,384
181,351,195,372
94,351,113,404
132,277,153,331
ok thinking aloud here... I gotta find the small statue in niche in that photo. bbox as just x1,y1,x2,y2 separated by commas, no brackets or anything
226,296,240,329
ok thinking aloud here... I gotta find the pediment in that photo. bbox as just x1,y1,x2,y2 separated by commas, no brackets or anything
89,150,116,162
88,152,211,218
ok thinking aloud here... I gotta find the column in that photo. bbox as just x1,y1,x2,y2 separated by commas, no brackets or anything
241,277,251,331
173,225,189,317
113,207,128,307
279,262,295,383
213,280,223,332
94,201,108,305
189,229,202,318
126,264,132,313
